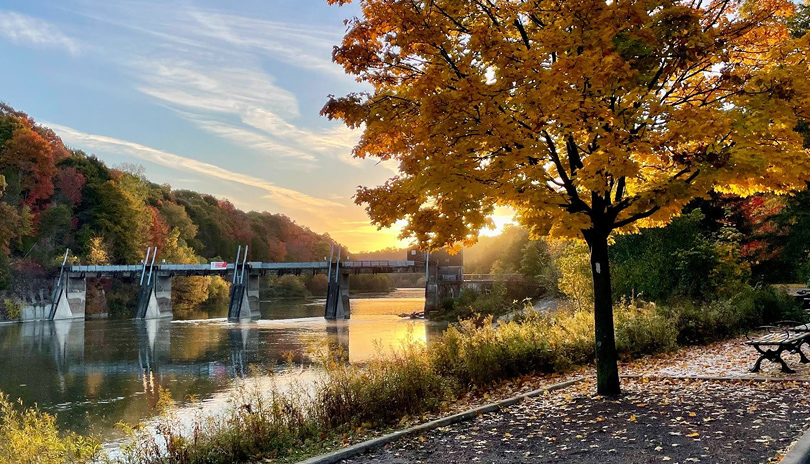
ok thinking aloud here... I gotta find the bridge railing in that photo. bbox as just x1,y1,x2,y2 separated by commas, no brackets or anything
160,264,234,271
71,265,143,273
463,274,523,281
249,262,329,270
342,260,417,268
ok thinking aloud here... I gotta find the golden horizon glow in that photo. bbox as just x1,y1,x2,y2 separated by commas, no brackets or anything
338,206,517,253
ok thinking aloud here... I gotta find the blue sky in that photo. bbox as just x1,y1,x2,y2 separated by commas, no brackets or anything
0,0,421,252
0,0,516,252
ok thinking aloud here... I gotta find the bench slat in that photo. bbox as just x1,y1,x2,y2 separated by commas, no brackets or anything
746,332,809,346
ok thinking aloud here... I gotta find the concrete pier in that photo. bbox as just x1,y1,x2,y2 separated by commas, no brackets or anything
227,274,260,322
423,263,462,317
51,276,86,321
154,275,172,318
135,275,172,320
325,272,350,320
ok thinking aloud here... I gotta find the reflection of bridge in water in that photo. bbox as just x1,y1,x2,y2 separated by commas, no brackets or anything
0,313,439,434
9,319,358,390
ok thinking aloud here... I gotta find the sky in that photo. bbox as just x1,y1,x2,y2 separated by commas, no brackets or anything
0,0,519,252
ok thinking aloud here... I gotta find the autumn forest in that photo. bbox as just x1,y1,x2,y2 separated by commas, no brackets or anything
0,103,343,318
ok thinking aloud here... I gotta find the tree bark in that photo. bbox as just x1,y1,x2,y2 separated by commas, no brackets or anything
585,230,621,396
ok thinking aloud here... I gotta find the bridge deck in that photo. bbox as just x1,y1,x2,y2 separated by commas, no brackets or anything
67,261,421,277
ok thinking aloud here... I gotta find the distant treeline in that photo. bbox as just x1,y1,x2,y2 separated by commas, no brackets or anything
359,189,810,313
0,104,346,318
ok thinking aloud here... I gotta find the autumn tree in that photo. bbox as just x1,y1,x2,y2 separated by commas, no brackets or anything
55,166,86,208
323,0,810,394
0,128,56,208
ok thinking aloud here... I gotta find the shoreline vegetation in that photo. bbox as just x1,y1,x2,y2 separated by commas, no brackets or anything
0,284,801,464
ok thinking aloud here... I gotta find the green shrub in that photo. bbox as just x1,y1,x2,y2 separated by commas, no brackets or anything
556,243,593,310
264,275,310,298
349,274,395,293
614,299,678,359
750,285,805,324
659,286,803,345
2,299,22,321
434,285,521,322
611,210,751,302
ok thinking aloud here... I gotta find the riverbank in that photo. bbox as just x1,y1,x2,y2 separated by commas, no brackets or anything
108,287,801,463
0,293,431,454
1,286,803,463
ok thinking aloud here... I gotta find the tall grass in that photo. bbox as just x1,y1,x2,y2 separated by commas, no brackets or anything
315,340,447,428
430,298,681,386
115,340,449,464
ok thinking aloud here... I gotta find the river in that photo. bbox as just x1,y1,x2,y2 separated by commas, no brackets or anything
0,288,442,448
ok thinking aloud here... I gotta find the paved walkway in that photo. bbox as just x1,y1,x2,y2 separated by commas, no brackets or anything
344,377,810,463
341,335,810,464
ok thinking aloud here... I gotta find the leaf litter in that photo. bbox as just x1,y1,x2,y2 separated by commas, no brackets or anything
342,335,810,463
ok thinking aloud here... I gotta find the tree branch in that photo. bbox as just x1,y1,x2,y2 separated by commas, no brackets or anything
614,206,660,229
514,18,531,50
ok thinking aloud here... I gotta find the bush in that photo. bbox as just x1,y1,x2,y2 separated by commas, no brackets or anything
0,392,101,463
305,274,328,296
611,209,751,302
1,299,22,321
431,301,680,387
202,276,230,308
264,275,310,298
556,242,592,310
614,298,678,359
661,286,804,345
117,385,318,464
349,274,395,294
430,309,592,386
750,285,805,324
433,285,524,322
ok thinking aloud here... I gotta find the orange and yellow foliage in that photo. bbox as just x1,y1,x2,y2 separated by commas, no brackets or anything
323,0,810,246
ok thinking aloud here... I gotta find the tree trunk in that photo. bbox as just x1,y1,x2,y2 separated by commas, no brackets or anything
586,230,621,396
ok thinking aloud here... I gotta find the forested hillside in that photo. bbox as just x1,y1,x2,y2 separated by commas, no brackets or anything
0,104,343,317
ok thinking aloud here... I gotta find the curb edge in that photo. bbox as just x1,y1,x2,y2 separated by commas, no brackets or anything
781,426,810,464
297,376,589,464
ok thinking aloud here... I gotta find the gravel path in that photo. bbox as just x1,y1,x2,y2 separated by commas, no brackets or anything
622,335,810,379
341,339,810,464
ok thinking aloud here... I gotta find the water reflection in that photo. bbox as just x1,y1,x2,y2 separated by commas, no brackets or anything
0,290,443,444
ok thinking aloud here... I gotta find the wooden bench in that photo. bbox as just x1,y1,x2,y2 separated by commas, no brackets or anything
745,325,810,373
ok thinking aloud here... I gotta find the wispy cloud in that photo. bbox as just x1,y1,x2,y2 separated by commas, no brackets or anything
133,59,331,166
187,10,346,77
46,122,343,213
188,117,317,165
70,2,366,169
137,60,300,118
0,9,80,55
